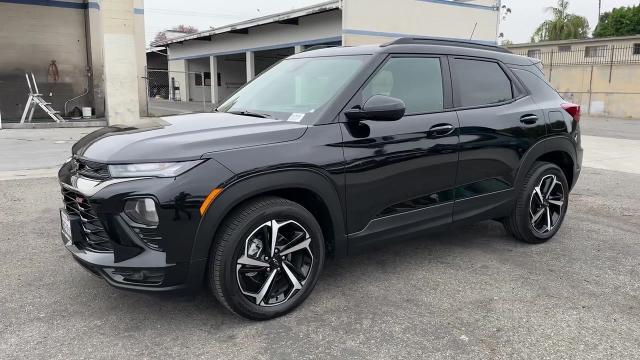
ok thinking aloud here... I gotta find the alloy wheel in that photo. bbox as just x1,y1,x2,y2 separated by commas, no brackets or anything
236,219,314,307
529,174,565,234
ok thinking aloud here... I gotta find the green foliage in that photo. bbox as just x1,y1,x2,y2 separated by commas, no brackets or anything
593,5,640,38
531,0,590,42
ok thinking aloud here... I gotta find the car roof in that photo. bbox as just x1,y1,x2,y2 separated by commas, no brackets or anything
291,38,535,66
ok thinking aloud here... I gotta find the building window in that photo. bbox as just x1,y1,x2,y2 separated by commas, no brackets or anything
558,45,571,52
585,45,607,58
527,49,541,58
195,72,211,86
633,43,640,55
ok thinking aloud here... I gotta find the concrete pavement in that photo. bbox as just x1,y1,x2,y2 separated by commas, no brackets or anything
580,116,640,140
581,135,640,175
0,167,638,359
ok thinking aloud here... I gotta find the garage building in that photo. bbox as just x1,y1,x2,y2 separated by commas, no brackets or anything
154,0,501,106
0,0,147,125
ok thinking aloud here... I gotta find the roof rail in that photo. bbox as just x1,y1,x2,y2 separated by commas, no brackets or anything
304,44,342,52
381,37,512,54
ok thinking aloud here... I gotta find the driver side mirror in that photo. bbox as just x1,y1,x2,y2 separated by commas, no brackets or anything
344,95,406,122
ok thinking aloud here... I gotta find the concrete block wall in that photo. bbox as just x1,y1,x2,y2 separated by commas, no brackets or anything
509,37,640,118
545,65,640,119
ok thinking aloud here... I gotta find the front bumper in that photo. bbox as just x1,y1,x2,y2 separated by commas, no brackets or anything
57,158,233,291
60,205,195,291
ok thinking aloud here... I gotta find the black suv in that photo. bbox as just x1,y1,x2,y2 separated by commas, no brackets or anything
59,38,583,320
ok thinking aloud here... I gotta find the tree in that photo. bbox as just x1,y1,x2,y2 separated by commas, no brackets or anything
152,25,199,45
530,0,590,42
593,5,640,38
172,25,199,34
153,31,168,44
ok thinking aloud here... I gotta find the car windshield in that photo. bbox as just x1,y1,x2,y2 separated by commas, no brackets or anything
216,55,370,124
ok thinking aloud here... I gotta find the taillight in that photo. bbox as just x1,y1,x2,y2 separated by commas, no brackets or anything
561,103,581,122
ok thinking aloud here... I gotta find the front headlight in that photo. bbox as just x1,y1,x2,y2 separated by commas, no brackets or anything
108,160,203,178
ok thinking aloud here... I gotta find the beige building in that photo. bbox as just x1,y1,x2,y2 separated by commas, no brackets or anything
0,0,147,125
508,36,640,119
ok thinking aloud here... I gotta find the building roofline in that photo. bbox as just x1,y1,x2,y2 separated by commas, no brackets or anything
153,0,341,47
507,34,640,48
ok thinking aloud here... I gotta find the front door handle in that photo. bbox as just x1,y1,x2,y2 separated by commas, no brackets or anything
520,114,539,125
428,124,455,137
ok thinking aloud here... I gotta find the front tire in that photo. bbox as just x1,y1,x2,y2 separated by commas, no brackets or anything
504,162,569,244
208,196,325,320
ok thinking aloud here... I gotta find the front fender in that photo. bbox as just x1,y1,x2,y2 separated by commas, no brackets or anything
190,168,347,265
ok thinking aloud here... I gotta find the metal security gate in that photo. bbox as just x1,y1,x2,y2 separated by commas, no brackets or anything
145,68,211,117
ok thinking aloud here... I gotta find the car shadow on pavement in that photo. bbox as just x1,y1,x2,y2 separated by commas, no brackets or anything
97,219,522,325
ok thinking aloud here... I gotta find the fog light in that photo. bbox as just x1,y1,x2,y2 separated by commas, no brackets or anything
124,198,159,227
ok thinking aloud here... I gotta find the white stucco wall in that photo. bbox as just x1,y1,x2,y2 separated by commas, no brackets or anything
187,58,211,102
342,0,499,45
167,10,342,60
167,57,188,101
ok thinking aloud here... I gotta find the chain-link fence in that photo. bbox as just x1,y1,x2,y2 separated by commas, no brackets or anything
145,68,211,117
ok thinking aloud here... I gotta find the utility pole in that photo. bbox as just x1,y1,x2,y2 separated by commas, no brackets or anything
598,0,602,22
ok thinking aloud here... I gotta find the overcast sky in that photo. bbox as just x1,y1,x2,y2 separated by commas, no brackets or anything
144,0,640,45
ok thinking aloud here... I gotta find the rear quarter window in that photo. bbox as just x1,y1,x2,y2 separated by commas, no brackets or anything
512,68,562,102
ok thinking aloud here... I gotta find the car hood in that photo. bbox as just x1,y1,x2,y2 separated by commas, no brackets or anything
72,112,308,163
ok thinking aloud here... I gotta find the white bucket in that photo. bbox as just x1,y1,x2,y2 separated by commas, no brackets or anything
82,107,92,119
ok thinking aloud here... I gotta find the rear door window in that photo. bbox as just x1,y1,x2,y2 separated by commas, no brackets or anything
451,58,513,107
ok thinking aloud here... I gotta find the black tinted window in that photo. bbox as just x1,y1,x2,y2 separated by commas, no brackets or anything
363,57,444,114
513,68,560,102
451,59,513,107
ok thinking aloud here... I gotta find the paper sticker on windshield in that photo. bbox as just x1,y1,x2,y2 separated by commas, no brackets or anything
287,113,305,122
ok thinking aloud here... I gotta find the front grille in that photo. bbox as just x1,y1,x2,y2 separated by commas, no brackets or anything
62,188,113,252
74,158,110,180
132,227,163,251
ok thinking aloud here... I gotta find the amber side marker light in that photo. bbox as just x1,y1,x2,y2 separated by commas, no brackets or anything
200,188,223,216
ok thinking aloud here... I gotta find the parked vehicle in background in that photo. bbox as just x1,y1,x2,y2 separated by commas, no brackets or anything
58,38,582,320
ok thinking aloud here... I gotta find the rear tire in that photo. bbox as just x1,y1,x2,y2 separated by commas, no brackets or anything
208,196,325,320
504,162,569,244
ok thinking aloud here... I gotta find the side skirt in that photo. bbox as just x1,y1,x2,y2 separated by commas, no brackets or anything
452,188,514,225
347,202,452,254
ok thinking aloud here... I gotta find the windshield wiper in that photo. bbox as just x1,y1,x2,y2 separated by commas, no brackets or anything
227,110,270,118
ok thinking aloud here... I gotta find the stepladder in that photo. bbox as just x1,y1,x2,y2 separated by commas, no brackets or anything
20,73,65,123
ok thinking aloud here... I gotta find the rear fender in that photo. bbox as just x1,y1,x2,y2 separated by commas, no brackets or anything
516,135,578,190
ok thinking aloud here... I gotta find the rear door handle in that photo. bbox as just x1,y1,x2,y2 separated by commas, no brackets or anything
428,124,455,137
520,114,539,125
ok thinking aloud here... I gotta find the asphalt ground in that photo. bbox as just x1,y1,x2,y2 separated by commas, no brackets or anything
0,116,639,359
